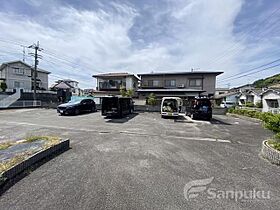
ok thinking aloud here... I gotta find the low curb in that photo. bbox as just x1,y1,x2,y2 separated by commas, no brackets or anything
226,113,262,123
261,140,280,165
1,139,70,181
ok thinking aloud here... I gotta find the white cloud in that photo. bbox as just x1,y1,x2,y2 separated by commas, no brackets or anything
0,0,278,89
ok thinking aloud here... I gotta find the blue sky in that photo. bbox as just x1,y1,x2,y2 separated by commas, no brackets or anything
0,0,279,88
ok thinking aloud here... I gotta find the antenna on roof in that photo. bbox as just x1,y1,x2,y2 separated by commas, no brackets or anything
191,68,200,72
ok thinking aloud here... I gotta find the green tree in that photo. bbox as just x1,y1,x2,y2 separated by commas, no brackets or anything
126,89,134,97
147,93,157,106
0,82,7,92
120,85,126,97
120,86,134,97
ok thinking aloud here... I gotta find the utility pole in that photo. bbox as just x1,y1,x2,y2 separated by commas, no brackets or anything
20,45,26,62
28,41,43,102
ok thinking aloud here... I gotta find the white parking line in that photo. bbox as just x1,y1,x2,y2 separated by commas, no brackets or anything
1,121,231,143
163,135,231,143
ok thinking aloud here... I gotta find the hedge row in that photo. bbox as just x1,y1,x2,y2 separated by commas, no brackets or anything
228,108,280,135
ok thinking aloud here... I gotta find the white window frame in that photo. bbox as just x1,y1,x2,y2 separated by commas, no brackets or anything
165,80,176,87
14,68,24,75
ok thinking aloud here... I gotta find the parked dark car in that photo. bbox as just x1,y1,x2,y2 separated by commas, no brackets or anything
57,99,96,115
186,97,212,120
101,96,134,118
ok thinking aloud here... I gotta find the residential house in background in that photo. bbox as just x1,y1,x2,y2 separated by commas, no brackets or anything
214,87,229,97
92,73,139,96
239,89,262,106
261,89,280,113
51,79,82,95
230,84,254,92
50,79,82,102
213,91,241,106
0,60,50,90
137,71,223,99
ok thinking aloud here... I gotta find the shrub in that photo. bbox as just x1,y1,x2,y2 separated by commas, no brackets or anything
245,102,254,107
120,86,134,97
227,108,280,135
263,114,280,133
0,82,7,92
275,133,280,140
146,93,157,106
256,101,263,108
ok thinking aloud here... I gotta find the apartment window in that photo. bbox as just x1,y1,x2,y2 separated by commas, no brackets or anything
14,81,24,88
153,80,159,86
14,68,24,75
165,80,176,87
189,79,202,87
147,80,159,87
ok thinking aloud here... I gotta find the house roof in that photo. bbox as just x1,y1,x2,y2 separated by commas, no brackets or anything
137,88,205,93
247,89,263,95
137,71,223,77
52,81,74,89
215,88,229,91
213,91,240,99
0,60,51,74
261,88,280,96
55,79,79,83
92,72,140,80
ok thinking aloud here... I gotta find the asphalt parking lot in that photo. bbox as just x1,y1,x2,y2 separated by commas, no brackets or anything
0,109,279,209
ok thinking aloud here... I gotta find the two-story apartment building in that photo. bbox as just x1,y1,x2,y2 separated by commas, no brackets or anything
137,71,223,99
0,60,50,90
92,73,139,96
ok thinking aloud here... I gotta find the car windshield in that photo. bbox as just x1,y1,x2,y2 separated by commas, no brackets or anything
66,100,82,105
162,99,178,112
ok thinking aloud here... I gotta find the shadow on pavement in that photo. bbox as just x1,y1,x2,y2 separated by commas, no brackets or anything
210,118,232,125
105,113,138,123
0,147,71,196
58,111,99,117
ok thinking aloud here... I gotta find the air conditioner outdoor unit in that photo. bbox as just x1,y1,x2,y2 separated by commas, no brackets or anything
178,84,185,88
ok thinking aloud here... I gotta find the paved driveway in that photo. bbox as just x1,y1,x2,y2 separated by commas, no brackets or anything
0,109,279,209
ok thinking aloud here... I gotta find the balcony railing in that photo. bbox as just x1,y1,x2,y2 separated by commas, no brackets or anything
98,81,126,90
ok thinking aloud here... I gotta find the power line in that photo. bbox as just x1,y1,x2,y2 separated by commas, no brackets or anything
207,6,280,66
41,50,104,74
217,58,280,82
218,63,280,84
0,37,104,74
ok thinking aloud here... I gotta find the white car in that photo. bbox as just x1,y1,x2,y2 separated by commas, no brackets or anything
220,101,236,108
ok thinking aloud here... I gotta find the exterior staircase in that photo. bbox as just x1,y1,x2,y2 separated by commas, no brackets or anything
0,90,21,108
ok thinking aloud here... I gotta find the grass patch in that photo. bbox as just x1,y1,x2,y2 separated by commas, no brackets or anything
0,136,62,175
42,136,61,149
0,142,13,150
0,153,28,174
25,136,49,142
25,136,61,148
